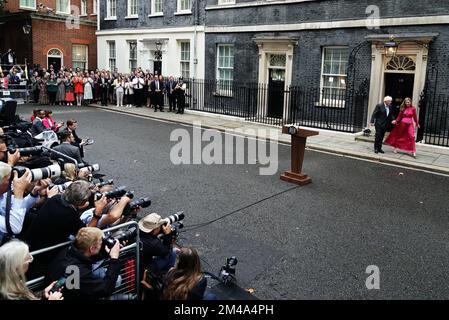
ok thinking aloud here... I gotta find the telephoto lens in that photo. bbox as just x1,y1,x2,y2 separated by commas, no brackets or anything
102,227,138,249
123,197,152,216
95,186,127,199
49,181,73,192
18,146,44,157
96,179,114,188
162,212,185,225
13,164,62,182
78,163,100,172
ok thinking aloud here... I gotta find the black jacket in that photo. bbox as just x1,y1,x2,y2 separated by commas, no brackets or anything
370,103,395,129
30,118,47,137
140,231,172,269
23,194,85,251
53,142,83,164
45,245,122,300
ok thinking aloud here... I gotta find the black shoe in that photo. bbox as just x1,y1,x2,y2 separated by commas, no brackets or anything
160,109,164,112
154,109,157,112
374,150,379,154
378,149,385,154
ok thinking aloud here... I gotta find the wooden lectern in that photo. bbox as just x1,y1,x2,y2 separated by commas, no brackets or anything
280,126,319,186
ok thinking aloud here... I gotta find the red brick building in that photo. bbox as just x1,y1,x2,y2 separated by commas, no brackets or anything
0,0,97,71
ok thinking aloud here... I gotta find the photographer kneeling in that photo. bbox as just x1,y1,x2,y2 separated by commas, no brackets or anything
139,213,177,276
45,227,122,300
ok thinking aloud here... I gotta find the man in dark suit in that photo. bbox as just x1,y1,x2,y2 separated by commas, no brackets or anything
150,76,164,112
30,110,48,137
370,96,395,154
53,131,83,164
64,119,85,158
165,76,177,112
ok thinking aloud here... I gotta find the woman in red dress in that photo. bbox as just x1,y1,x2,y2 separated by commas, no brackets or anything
73,73,84,106
385,97,420,158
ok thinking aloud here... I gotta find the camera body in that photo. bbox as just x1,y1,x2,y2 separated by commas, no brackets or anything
102,226,138,249
219,256,238,285
161,212,185,241
123,197,152,216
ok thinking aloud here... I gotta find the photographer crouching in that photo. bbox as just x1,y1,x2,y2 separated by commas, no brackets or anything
44,227,122,300
139,213,177,275
138,213,178,300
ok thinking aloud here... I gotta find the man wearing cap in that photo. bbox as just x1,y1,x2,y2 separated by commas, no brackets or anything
139,212,177,275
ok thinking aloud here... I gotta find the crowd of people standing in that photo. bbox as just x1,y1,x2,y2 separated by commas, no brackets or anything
29,65,187,114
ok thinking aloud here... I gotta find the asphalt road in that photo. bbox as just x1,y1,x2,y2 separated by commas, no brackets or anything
17,105,449,299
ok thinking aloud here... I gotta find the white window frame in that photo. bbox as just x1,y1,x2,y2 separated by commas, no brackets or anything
92,0,97,15
72,44,88,70
56,0,71,14
216,44,234,96
128,41,138,73
319,46,348,108
106,0,117,19
47,48,64,69
176,0,192,14
81,0,87,15
149,0,164,16
126,0,138,18
108,41,116,72
218,0,236,5
19,0,36,10
180,41,190,79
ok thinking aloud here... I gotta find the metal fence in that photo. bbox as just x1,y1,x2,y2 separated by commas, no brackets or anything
183,79,367,133
26,221,140,300
418,93,449,147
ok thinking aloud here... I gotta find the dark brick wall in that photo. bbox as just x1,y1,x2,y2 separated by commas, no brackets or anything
205,25,449,95
205,0,449,26
100,0,205,30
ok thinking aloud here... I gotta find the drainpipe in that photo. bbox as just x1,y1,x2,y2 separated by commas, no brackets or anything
97,0,100,31
193,0,199,79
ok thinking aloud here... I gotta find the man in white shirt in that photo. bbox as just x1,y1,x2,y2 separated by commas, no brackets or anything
0,163,41,244
132,72,145,107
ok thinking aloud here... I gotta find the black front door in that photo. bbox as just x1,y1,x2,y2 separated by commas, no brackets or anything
154,61,162,76
48,57,61,72
267,68,285,119
384,73,415,118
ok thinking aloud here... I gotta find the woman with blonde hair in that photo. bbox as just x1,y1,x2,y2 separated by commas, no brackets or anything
385,97,420,157
163,247,215,300
0,239,63,300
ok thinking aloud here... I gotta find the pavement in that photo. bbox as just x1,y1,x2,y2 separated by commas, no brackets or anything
89,104,449,175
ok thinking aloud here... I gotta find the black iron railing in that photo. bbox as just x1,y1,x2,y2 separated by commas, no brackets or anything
182,79,367,133
419,93,449,147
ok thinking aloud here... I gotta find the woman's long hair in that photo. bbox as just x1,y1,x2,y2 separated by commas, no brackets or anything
0,240,37,300
399,97,412,112
163,248,203,300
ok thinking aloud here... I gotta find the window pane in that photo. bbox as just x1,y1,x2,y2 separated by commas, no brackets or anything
217,45,234,93
180,0,190,11
322,47,348,91
20,0,36,8
58,0,69,13
154,0,163,13
72,45,87,70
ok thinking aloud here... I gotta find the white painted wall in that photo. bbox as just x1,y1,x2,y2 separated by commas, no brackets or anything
97,27,205,78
